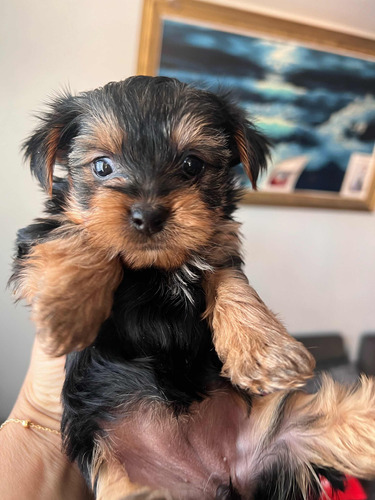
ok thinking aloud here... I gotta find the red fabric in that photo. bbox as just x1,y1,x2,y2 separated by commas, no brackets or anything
320,476,367,500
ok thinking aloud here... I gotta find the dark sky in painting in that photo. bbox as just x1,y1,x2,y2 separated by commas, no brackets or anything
159,20,375,192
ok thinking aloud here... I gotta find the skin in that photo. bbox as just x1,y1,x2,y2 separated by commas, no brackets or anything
0,337,93,500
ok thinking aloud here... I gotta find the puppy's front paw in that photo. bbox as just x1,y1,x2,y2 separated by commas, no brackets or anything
206,268,316,395
221,335,315,395
124,488,173,500
24,238,123,355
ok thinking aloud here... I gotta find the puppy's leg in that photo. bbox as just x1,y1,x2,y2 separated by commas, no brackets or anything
290,375,375,480
240,375,375,498
13,232,123,355
204,267,315,394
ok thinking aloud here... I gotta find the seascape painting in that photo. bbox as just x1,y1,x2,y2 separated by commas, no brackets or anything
157,19,375,202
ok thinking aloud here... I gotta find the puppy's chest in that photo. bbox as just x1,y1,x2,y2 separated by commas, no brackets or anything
63,266,220,423
109,266,211,357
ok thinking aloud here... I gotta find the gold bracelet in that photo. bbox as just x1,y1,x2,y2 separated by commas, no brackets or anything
0,418,60,435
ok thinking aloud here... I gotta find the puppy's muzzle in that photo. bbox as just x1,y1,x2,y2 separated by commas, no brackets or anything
130,203,169,235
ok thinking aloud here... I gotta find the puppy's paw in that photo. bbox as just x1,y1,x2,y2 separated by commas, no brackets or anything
124,488,173,500
29,243,122,355
221,335,315,395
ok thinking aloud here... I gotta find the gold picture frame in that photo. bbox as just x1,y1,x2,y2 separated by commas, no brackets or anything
138,0,375,210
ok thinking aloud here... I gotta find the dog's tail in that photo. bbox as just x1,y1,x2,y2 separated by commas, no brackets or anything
238,375,375,499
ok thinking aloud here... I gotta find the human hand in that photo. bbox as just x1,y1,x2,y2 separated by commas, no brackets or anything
0,337,93,500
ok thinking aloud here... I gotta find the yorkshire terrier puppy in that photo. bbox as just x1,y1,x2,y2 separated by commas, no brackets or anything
11,76,375,499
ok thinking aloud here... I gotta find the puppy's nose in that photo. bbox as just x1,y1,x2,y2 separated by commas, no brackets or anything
130,204,169,235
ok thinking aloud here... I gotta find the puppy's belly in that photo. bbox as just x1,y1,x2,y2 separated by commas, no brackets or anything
107,387,249,499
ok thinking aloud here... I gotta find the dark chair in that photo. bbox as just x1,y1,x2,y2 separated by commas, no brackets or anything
357,334,375,377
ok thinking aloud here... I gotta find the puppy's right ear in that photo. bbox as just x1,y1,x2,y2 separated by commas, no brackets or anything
23,93,81,194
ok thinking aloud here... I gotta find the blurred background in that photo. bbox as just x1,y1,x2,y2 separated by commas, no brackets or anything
1,0,374,421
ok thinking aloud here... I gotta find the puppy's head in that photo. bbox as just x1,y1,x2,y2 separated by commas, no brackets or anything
24,76,270,269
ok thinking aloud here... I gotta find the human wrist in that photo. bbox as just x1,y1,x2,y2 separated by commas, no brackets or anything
0,405,91,500
0,374,92,498
9,390,59,438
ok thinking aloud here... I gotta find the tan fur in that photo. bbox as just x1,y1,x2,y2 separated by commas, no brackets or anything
172,114,229,158
202,219,242,267
41,110,124,194
95,460,145,500
64,196,85,224
19,80,374,499
242,376,375,497
14,230,123,355
290,375,375,479
45,127,64,194
14,184,216,354
203,267,315,394
93,441,172,500
234,129,256,189
69,111,123,167
83,187,215,270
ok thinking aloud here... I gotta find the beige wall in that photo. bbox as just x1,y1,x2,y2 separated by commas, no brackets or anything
0,0,143,419
1,0,374,419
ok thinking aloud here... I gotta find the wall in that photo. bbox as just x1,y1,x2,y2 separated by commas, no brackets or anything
0,0,374,419
0,0,143,420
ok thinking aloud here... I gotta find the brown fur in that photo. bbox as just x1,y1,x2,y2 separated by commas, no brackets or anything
201,219,242,267
288,375,375,478
45,128,62,195
96,463,150,500
234,130,256,189
172,114,230,166
14,230,123,355
15,77,375,499
69,111,124,168
82,187,215,270
18,78,315,387
93,440,173,500
203,267,315,394
14,184,217,354
241,375,375,496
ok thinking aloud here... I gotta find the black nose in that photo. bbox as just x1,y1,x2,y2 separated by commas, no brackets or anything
130,204,169,235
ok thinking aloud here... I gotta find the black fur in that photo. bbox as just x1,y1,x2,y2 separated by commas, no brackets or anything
23,95,81,190
13,77,344,499
62,265,223,482
22,77,270,215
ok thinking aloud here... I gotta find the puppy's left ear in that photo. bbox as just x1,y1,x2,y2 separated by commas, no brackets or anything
220,95,271,189
23,92,81,195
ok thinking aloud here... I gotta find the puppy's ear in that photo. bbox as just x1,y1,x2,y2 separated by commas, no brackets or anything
23,92,80,194
220,95,271,189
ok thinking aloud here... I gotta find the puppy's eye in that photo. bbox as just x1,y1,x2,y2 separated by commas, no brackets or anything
93,158,114,178
182,155,205,178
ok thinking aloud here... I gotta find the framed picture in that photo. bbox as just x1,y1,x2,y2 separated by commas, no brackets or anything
138,0,375,210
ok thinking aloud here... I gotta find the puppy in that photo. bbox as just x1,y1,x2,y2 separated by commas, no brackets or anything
11,76,375,499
